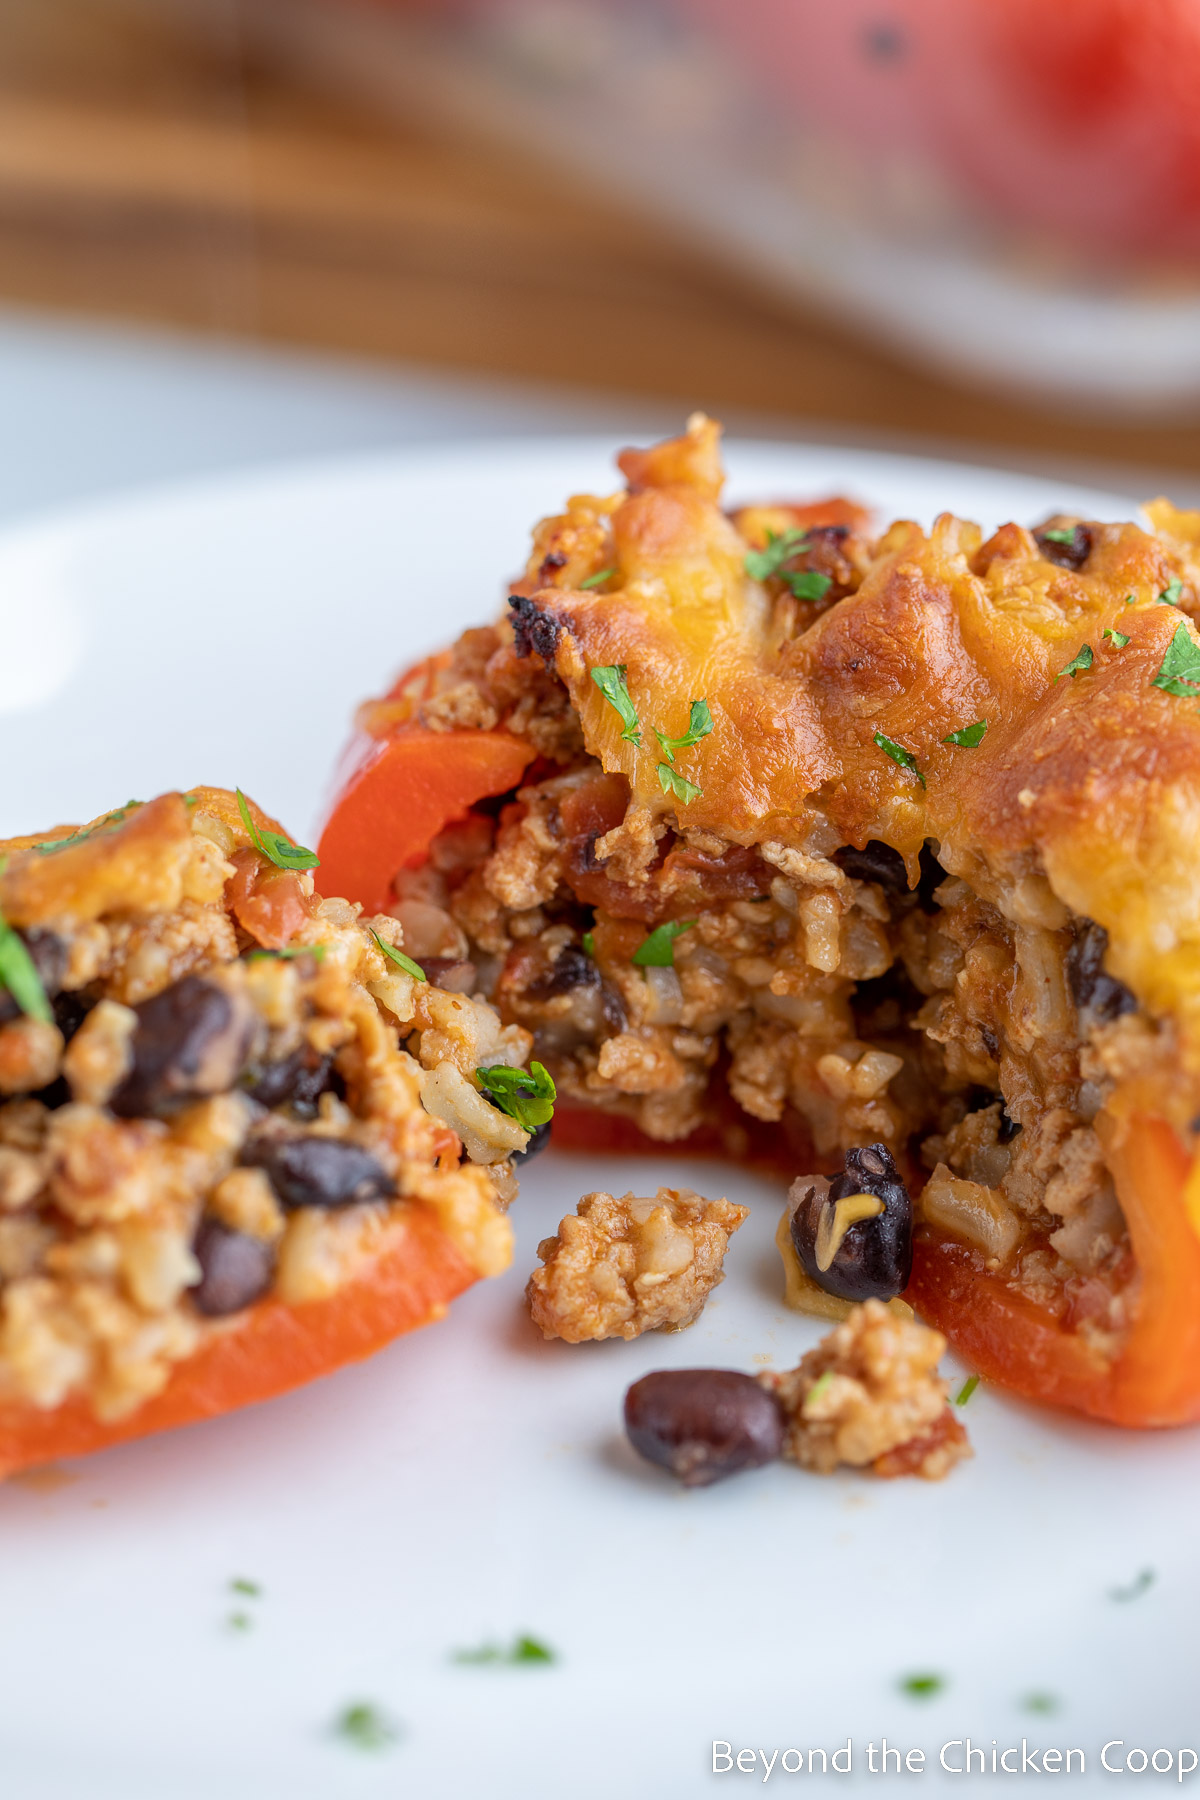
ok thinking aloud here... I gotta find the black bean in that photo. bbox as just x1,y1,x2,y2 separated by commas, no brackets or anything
421,957,477,995
1035,521,1093,570
624,1370,784,1488
528,946,600,1000
508,594,566,664
790,1143,913,1303
242,1134,395,1210
110,976,256,1119
190,1217,275,1316
52,989,94,1043
833,840,908,892
512,1118,552,1166
0,928,69,1026
1067,920,1136,1024
242,1045,341,1120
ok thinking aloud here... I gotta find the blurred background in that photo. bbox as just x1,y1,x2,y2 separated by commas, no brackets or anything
5,0,1200,520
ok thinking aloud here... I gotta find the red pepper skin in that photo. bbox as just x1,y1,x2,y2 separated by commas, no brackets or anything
0,1206,476,1481
909,1106,1200,1427
316,728,535,912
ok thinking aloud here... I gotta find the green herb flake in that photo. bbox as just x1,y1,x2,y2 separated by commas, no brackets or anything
230,1577,261,1597
1103,628,1130,648
654,698,714,764
943,720,988,748
805,1370,834,1407
1158,578,1184,606
370,928,425,982
1022,1693,1060,1715
788,568,833,601
475,1061,556,1133
1109,1568,1155,1603
334,1703,400,1751
900,1673,944,1700
1053,643,1094,682
453,1634,557,1668
228,1612,253,1633
589,664,641,745
1151,623,1200,697
34,799,142,857
1040,527,1078,545
581,930,595,959
578,566,616,590
872,730,925,788
1124,592,1137,606
245,944,326,963
955,1374,980,1406
744,527,811,583
632,919,697,969
0,914,52,1024
235,789,319,873
657,763,703,805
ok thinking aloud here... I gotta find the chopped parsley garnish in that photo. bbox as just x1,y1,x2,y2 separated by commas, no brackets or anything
943,720,988,748
590,664,641,745
235,789,319,872
578,567,616,589
1124,592,1136,606
632,918,696,968
654,698,713,763
805,1370,834,1406
1109,1568,1155,1603
1158,578,1184,606
1022,1693,1060,1715
246,944,326,963
744,529,832,601
872,730,925,788
228,1612,252,1633
1054,643,1093,681
1151,623,1200,697
230,1577,261,1597
787,568,833,602
744,527,810,582
955,1374,980,1406
453,1634,557,1667
34,799,141,856
899,1673,944,1700
0,913,52,1024
334,1703,400,1750
370,928,425,982
1103,628,1130,648
1040,527,1077,545
657,764,703,804
475,1062,556,1132
581,930,595,959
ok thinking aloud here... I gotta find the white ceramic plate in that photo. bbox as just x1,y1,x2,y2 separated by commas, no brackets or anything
1,441,1196,1800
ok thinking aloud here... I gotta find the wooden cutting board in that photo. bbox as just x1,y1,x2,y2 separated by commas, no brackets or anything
2,0,1199,483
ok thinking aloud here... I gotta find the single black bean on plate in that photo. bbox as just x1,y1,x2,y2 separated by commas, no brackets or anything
242,1133,395,1210
0,928,70,1026
421,956,477,995
190,1217,275,1317
790,1143,913,1304
624,1370,785,1488
110,975,256,1119
1067,919,1136,1025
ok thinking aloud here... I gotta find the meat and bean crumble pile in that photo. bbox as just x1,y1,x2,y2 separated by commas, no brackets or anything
0,788,525,1424
623,1301,969,1487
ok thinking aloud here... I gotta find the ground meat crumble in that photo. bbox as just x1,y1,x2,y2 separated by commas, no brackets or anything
527,1186,748,1342
759,1300,971,1480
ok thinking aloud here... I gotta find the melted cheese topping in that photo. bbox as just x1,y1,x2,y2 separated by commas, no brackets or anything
528,416,1200,1081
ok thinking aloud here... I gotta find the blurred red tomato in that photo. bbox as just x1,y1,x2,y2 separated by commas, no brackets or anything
684,0,1200,256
